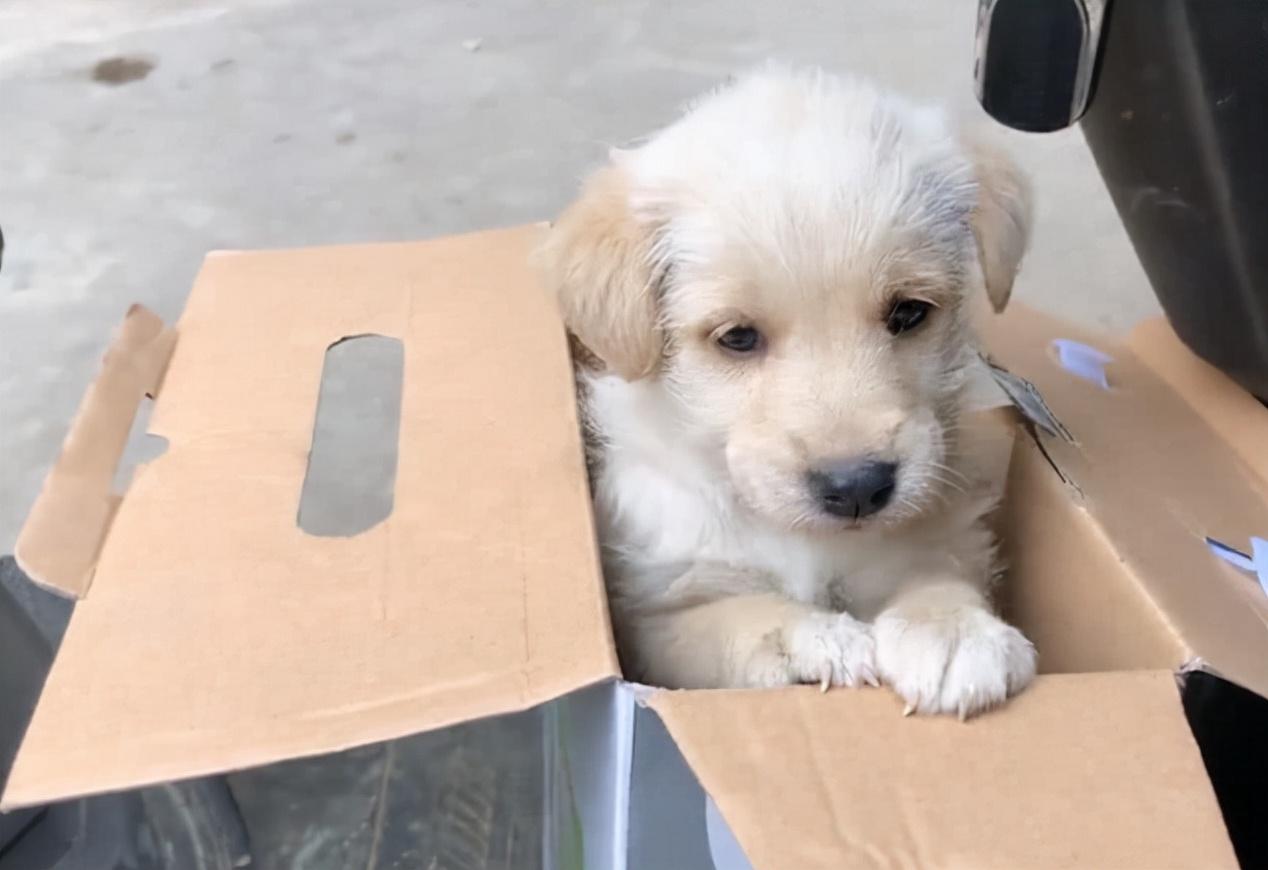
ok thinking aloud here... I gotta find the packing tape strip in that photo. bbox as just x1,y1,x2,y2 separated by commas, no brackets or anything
1206,536,1268,596
1052,339,1114,389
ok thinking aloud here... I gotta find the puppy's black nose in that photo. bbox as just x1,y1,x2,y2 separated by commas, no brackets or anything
808,460,898,520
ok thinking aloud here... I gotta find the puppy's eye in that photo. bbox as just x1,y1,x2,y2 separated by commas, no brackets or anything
716,325,763,354
886,299,933,335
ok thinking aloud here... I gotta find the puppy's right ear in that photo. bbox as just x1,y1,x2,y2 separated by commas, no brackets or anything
536,165,664,381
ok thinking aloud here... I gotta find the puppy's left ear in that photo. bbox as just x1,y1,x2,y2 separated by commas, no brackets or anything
965,138,1033,312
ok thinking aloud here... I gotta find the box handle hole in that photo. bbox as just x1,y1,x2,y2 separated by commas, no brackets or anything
298,334,403,537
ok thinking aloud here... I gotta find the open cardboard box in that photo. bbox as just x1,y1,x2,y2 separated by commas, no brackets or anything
7,224,1268,868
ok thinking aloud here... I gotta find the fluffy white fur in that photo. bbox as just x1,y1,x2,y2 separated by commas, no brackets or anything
538,66,1037,718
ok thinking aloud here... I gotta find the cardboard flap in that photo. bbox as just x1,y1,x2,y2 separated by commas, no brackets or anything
15,305,176,598
982,307,1268,701
1128,316,1268,489
3,225,619,809
653,673,1236,870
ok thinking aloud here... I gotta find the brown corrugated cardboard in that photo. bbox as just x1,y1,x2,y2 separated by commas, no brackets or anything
16,305,176,598
995,435,1188,675
5,225,1260,867
1129,316,1268,488
653,672,1234,870
8,226,619,807
981,310,1268,700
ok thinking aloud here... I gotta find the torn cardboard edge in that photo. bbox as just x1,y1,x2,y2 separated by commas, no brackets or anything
978,352,1075,443
977,355,1085,498
15,305,177,600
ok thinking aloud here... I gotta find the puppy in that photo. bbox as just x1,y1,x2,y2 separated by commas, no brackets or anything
538,66,1037,718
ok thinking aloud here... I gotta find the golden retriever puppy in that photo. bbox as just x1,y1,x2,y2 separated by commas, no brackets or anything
538,66,1036,718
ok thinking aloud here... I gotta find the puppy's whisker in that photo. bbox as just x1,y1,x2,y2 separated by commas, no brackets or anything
924,476,967,496
927,461,970,483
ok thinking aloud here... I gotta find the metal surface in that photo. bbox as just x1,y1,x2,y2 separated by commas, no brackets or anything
975,0,1106,132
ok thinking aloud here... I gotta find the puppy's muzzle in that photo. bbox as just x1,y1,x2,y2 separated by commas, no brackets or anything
807,459,897,520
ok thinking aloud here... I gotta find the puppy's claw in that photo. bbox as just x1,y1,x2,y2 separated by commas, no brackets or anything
819,669,831,693
902,702,915,717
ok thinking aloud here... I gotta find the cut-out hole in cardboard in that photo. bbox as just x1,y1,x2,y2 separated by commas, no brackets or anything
298,335,404,537
111,396,169,495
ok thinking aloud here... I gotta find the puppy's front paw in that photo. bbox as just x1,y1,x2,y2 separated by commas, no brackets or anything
756,612,877,690
874,606,1036,718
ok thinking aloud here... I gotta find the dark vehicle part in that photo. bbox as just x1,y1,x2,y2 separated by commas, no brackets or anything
976,0,1268,402
974,0,1105,132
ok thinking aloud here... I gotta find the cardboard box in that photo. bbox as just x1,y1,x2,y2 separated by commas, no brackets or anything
8,224,1268,868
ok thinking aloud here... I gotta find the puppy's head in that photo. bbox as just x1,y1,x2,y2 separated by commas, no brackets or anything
539,68,1031,531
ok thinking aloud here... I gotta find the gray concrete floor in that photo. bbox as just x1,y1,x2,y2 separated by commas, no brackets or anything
0,0,1158,551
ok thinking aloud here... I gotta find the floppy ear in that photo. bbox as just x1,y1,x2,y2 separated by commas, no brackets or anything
965,138,1033,312
535,164,664,380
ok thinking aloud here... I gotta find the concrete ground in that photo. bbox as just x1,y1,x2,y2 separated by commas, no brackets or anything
0,0,1158,551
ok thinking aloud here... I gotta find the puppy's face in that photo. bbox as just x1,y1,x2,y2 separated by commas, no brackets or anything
540,70,1031,531
659,230,973,530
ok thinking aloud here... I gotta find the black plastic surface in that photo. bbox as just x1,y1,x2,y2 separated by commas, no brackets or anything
1182,671,1268,870
1081,0,1268,401
0,557,70,800
978,0,1088,132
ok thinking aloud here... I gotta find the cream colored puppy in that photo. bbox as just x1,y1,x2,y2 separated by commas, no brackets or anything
538,66,1037,718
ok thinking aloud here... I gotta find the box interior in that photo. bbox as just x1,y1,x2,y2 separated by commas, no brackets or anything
994,430,1188,676
979,304,1268,701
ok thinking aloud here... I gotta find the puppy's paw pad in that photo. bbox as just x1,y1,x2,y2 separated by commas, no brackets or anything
875,608,1035,718
785,612,877,690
